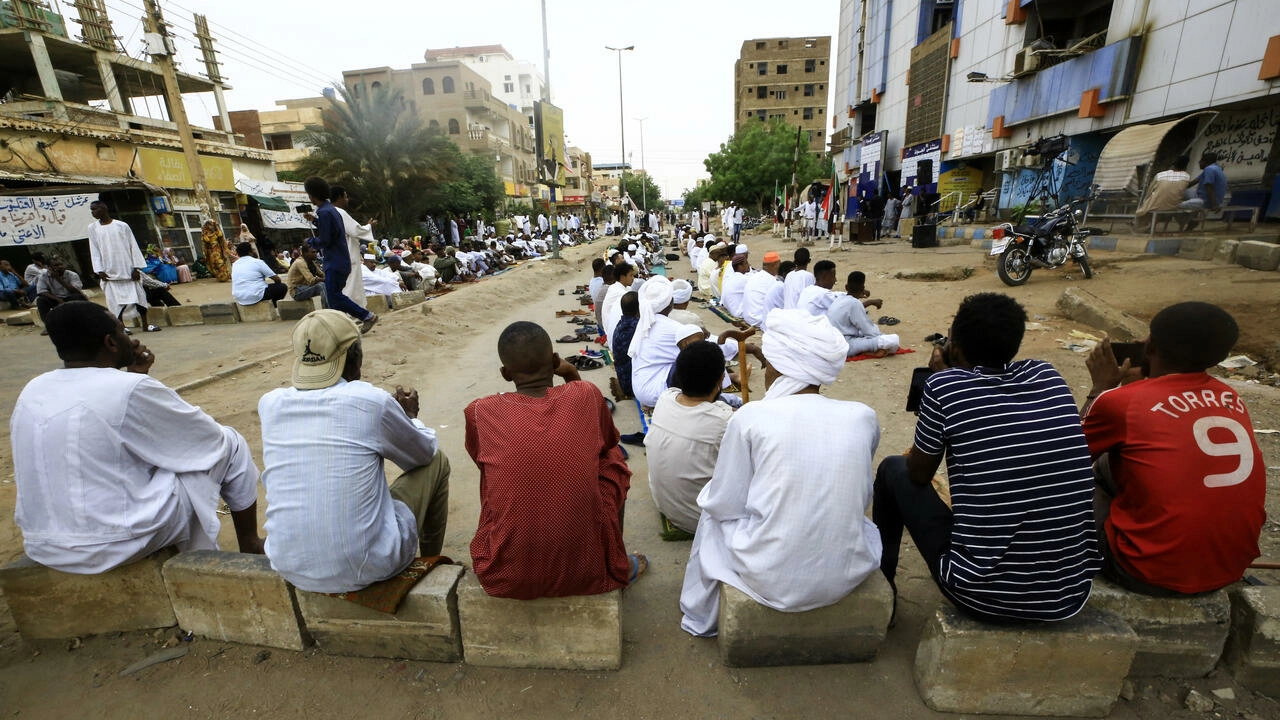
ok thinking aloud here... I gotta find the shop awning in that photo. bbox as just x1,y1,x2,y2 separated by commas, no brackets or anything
1093,111,1217,193
249,194,290,211
0,169,167,196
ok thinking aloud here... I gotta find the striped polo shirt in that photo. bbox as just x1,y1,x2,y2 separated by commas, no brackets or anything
915,359,1101,621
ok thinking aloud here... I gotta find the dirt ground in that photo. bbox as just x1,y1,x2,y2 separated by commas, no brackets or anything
1,230,1279,720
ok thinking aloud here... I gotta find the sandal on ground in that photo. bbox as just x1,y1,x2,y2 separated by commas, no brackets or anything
627,554,648,583
556,335,581,343
144,324,162,332
878,316,900,326
577,357,602,370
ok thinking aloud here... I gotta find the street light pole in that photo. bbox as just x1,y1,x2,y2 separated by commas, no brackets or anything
635,117,648,216
605,45,633,226
541,0,561,258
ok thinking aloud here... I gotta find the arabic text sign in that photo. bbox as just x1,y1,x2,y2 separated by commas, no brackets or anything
0,193,96,247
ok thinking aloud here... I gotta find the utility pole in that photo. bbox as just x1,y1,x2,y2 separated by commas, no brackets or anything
787,126,801,241
142,0,215,221
539,0,560,259
636,117,648,215
605,46,633,228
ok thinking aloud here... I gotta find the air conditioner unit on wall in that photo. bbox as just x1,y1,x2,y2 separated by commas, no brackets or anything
996,149,1019,172
1013,46,1041,76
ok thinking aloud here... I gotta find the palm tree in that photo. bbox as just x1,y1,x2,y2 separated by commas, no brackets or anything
299,84,458,235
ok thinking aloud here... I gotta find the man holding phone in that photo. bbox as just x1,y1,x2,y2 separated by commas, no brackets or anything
1082,303,1265,596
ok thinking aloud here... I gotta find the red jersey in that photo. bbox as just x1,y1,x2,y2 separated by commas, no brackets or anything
465,380,632,599
1084,373,1266,593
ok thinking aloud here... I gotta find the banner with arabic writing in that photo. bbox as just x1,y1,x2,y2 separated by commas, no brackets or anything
0,194,97,247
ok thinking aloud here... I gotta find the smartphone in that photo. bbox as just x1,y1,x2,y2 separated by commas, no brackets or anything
1110,342,1146,367
906,367,932,413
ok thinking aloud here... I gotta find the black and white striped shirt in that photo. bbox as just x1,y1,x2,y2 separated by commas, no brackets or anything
915,359,1101,621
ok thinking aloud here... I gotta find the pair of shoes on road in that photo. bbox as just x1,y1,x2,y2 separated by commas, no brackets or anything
360,314,379,334
566,355,602,371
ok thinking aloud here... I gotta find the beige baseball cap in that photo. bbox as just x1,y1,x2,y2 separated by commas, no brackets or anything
291,310,360,390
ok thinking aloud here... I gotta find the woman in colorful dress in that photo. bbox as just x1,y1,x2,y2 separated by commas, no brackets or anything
201,220,231,282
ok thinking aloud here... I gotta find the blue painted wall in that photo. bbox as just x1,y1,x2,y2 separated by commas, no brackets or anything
998,133,1105,210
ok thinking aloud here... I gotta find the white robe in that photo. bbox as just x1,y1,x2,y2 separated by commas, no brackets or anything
601,282,629,339
798,284,839,316
630,314,682,408
740,271,779,327
783,269,815,309
361,265,401,296
336,207,371,308
679,394,882,636
88,219,147,313
720,270,752,317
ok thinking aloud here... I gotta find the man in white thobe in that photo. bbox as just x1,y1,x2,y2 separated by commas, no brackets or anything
329,186,371,308
719,245,753,317
628,276,681,409
783,247,814,309
361,255,404,297
741,252,783,329
88,201,156,331
798,260,839,316
679,308,881,636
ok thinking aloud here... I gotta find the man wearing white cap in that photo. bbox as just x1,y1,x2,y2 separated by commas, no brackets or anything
361,254,405,297
678,308,881,636
697,240,724,296
258,310,451,593
628,276,681,409
718,245,753,318
741,251,784,329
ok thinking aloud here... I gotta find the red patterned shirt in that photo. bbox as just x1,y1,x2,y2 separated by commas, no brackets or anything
465,380,632,599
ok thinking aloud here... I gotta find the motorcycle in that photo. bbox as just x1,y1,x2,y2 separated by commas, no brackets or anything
990,192,1097,286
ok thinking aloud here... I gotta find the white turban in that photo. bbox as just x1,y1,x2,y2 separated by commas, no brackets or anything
671,279,693,304
735,244,749,255
628,275,674,359
674,323,703,344
627,243,637,252
761,308,849,400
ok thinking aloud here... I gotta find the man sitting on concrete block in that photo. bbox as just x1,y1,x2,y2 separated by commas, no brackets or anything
679,309,881,637
874,293,1101,623
465,322,644,599
231,242,288,308
258,310,451,593
286,244,326,304
11,301,265,572
1082,303,1265,596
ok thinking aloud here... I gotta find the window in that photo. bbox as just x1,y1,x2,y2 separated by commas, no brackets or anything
442,76,455,93
804,84,815,97
756,41,766,50
819,108,824,114
349,85,359,97
504,74,512,81
776,64,788,75
756,86,767,99
429,119,440,131
757,110,767,122
448,118,460,134
805,59,816,73
804,38,817,48
775,89,787,99
757,64,767,76
524,84,531,94
803,107,814,120
370,81,382,91
422,78,434,95
504,82,514,93
778,40,789,48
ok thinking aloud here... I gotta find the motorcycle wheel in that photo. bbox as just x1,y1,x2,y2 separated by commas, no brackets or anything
1077,255,1093,279
997,245,1033,286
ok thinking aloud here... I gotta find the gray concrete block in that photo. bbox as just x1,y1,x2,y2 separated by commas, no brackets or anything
365,294,390,314
391,290,426,310
234,301,279,322
296,564,463,662
718,572,892,667
165,305,203,326
1225,586,1280,697
1086,577,1230,677
1056,287,1149,342
161,550,307,651
1177,237,1222,261
276,300,315,321
1214,239,1240,265
199,303,238,325
143,307,167,327
0,549,177,640
456,570,621,670
1235,240,1280,271
5,310,34,326
914,605,1137,717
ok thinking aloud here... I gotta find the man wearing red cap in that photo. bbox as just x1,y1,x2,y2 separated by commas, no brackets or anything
742,251,784,329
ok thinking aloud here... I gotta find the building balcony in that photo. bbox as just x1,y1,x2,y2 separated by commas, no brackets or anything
986,35,1142,129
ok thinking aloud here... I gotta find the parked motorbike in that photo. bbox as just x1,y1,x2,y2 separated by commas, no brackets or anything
991,192,1097,286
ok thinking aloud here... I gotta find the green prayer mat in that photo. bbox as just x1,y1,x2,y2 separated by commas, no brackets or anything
660,514,695,542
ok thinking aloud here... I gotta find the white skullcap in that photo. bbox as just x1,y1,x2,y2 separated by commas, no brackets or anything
627,243,637,252
674,323,704,343
671,279,693,304
362,253,377,261
735,244,749,255
628,275,674,359
709,242,728,253
760,309,849,399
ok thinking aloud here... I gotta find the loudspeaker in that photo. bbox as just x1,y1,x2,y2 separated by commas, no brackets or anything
916,159,934,187
911,223,937,248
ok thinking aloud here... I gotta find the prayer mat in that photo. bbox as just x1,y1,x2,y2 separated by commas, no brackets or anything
659,514,695,542
326,556,454,614
708,305,741,325
846,347,916,362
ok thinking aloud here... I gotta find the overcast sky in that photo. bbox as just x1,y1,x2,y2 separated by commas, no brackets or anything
92,0,838,199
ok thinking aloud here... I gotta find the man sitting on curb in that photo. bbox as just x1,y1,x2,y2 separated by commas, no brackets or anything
12,302,264,572
826,271,898,357
873,293,1100,623
1082,302,1265,596
258,310,450,593
466,322,644,598
231,242,287,307
287,244,326,303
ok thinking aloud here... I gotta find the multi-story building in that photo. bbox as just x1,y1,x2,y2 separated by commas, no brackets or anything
424,45,545,128
833,0,1280,217
735,36,833,157
342,61,539,202
561,146,596,215
218,96,332,174
594,162,644,213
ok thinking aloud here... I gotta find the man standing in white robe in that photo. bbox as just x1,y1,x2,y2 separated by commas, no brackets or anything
628,276,681,409
330,186,370,308
679,309,881,636
88,201,159,332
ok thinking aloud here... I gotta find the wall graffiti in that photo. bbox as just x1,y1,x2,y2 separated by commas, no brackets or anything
1191,107,1279,182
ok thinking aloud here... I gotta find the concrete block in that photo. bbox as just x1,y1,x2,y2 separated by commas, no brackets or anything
1114,237,1151,254
1086,577,1230,677
456,570,621,670
1235,240,1280,271
144,307,167,327
1177,237,1222,261
234,301,279,323
276,299,315,321
165,305,203,326
296,564,463,662
5,310,34,326
161,551,307,651
1089,236,1118,252
0,549,177,640
391,290,426,310
718,572,893,667
913,605,1137,717
938,235,969,247
1056,287,1150,342
199,302,238,325
365,294,390,314
1214,239,1240,264
1225,586,1280,697
1145,238,1181,256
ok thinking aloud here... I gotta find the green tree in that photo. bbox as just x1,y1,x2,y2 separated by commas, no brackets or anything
682,184,707,212
421,149,505,220
298,85,460,236
703,120,828,213
618,171,663,214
